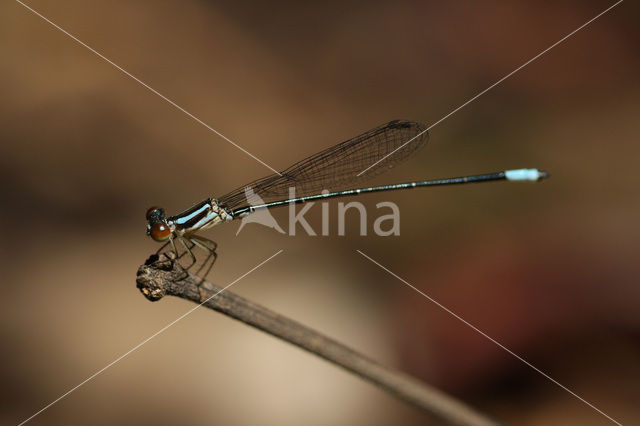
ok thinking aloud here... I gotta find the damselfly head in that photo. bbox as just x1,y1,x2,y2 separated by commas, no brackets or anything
145,206,171,242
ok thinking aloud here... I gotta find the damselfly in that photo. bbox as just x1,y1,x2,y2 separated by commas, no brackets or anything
146,120,548,267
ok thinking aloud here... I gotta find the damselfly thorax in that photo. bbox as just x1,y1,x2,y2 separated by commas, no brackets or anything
146,198,233,268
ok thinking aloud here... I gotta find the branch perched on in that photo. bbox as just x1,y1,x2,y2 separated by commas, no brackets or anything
136,253,500,426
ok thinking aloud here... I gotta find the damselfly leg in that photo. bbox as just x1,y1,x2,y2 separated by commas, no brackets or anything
154,239,171,257
185,234,218,278
177,237,197,267
153,233,218,278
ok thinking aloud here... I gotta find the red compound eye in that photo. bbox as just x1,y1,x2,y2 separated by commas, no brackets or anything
149,223,171,242
146,206,164,220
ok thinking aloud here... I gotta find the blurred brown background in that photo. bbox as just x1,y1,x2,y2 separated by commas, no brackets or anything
1,1,638,425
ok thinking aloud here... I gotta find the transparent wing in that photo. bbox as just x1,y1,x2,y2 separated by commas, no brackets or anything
218,119,428,210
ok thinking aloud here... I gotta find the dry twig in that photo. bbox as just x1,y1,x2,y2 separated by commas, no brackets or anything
136,253,500,426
